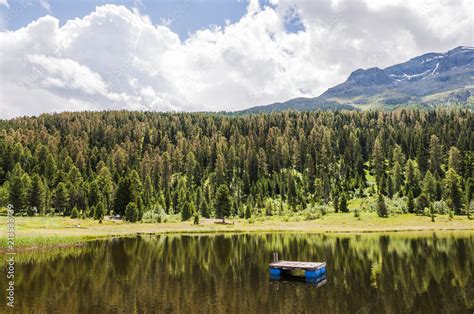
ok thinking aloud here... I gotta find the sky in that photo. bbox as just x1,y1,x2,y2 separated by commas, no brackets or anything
0,0,473,118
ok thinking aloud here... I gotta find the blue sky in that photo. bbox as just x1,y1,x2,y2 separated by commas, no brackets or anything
0,0,261,39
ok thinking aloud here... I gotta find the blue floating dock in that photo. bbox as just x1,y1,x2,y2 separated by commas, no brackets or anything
269,260,326,282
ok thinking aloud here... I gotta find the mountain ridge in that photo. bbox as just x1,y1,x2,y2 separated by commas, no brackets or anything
241,46,474,113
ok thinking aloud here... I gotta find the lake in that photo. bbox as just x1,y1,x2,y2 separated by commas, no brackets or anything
2,232,473,313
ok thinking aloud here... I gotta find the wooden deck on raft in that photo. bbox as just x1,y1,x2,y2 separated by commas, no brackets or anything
269,261,326,271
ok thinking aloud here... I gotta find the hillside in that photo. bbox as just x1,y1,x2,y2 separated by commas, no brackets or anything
242,46,474,113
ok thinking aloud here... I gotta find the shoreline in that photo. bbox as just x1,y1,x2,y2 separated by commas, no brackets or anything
1,213,473,250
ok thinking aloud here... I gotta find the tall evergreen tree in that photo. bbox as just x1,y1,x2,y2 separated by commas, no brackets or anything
376,193,388,217
340,193,348,213
30,174,46,214
429,134,442,177
53,182,70,215
444,168,463,214
215,184,231,223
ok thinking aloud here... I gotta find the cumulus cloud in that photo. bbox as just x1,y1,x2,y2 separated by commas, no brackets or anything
0,0,472,118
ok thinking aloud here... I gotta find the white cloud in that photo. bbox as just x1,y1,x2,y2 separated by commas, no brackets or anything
0,0,9,8
0,1,473,118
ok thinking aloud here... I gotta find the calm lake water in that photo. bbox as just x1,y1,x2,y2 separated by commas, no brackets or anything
2,232,474,313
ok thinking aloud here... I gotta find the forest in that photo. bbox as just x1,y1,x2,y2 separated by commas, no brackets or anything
0,109,472,222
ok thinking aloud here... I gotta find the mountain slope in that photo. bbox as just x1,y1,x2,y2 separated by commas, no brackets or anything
242,46,474,113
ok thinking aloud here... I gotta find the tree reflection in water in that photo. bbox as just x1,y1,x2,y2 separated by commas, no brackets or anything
2,232,473,313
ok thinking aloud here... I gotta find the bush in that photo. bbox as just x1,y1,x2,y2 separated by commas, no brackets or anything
432,200,449,215
386,196,408,214
302,205,321,221
141,203,167,223
317,204,329,216
70,207,79,219
193,211,199,225
142,210,160,223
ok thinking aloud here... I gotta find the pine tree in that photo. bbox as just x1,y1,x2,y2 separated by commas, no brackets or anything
333,192,340,213
422,170,436,201
429,134,442,176
143,174,154,207
0,183,9,207
89,180,101,209
20,173,32,215
9,164,27,213
444,168,463,215
53,182,69,215
44,153,57,185
372,135,385,186
387,175,393,199
125,202,139,222
430,203,435,222
71,207,79,219
181,201,192,221
114,177,129,216
199,197,210,218
416,193,430,215
405,159,420,197
314,178,323,203
376,193,388,217
287,170,297,209
407,190,415,213
393,161,403,196
245,205,251,219
448,146,462,174
94,201,106,221
339,193,348,213
215,184,231,223
193,209,200,225
29,174,46,214
416,135,429,174
97,166,114,213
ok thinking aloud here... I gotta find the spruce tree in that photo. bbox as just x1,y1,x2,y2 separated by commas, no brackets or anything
339,193,348,213
245,205,251,219
125,202,139,222
9,164,26,213
199,197,210,218
215,184,231,223
94,201,106,221
376,193,388,217
181,201,192,221
29,174,46,214
407,190,415,213
444,168,463,215
415,193,430,215
53,182,69,215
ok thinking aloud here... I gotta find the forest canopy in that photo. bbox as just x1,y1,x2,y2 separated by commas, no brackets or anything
0,109,472,221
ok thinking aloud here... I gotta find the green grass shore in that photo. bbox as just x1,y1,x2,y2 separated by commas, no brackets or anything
1,212,473,250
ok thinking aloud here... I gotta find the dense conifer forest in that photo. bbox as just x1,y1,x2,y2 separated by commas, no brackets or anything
0,109,472,222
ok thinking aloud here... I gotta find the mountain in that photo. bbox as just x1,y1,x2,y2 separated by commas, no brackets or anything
242,46,474,113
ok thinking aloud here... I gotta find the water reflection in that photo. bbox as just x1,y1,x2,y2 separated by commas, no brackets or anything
270,273,328,286
1,232,473,313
